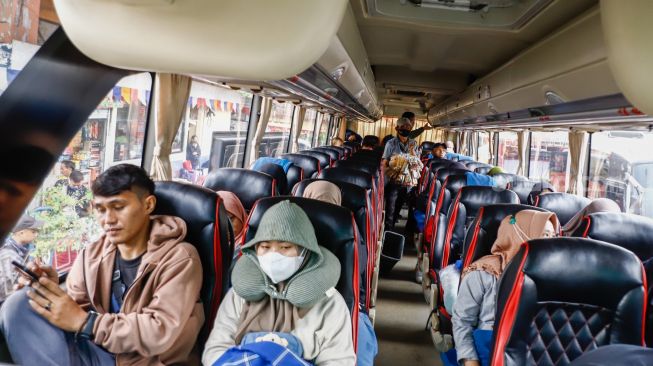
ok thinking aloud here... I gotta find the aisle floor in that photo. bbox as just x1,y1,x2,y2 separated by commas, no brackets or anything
373,244,443,365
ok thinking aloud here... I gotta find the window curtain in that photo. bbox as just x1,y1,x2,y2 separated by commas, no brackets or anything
290,106,306,153
150,73,192,181
568,130,589,195
338,115,347,140
489,131,496,165
247,97,273,166
516,130,529,176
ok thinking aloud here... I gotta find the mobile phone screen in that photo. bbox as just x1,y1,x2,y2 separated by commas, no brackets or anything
11,261,40,282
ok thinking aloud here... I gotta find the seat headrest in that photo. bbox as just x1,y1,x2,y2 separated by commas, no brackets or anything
313,147,340,161
574,212,653,261
327,145,348,158
203,168,277,211
420,141,436,151
333,159,378,177
437,168,469,184
457,186,520,217
153,182,232,342
428,159,454,172
509,180,536,204
318,167,374,191
534,192,591,225
293,178,367,214
298,150,331,168
491,173,526,188
475,166,491,175
245,197,359,313
442,174,468,194
462,203,547,268
253,163,288,196
285,165,304,194
493,237,646,366
464,162,491,172
282,153,320,178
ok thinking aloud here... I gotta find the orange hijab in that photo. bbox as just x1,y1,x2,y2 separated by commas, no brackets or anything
217,191,247,246
462,210,560,279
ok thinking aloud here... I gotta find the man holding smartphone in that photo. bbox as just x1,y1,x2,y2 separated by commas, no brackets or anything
0,164,204,365
0,215,42,303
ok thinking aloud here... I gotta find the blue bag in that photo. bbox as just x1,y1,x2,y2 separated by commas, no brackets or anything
413,209,426,232
465,172,497,187
357,313,378,366
252,157,293,173
473,329,493,366
212,341,313,366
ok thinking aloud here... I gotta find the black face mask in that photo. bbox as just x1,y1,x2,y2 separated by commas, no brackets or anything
397,129,411,137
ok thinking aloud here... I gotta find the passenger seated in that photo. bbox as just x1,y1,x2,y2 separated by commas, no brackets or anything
486,166,503,176
216,191,247,251
562,197,621,235
361,136,378,151
568,344,653,366
331,137,344,147
0,164,204,365
302,181,342,206
452,210,559,366
202,200,355,366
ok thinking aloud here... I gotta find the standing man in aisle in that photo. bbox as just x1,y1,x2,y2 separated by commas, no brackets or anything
400,111,433,139
383,117,423,231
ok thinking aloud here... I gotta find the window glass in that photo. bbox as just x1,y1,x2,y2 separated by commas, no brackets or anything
588,131,653,218
16,73,152,275
477,132,491,164
317,113,331,146
263,102,294,157
112,73,152,163
299,109,317,150
497,132,519,174
528,131,570,192
174,81,253,182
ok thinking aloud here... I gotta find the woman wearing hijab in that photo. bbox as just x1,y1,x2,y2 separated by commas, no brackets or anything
562,198,621,235
216,191,247,251
302,181,342,206
452,210,560,366
202,200,356,366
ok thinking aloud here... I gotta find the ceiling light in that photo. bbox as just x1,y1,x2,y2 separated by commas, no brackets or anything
330,66,346,81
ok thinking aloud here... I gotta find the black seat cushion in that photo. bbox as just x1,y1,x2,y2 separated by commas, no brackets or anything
253,163,288,195
534,192,591,226
299,150,331,168
293,179,372,310
462,204,547,268
244,197,360,318
571,212,653,261
282,153,320,179
153,182,232,344
313,147,341,161
475,166,491,175
286,165,303,195
440,187,520,268
492,238,646,366
203,168,277,212
510,180,536,204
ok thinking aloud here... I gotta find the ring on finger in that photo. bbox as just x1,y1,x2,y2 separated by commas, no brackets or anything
45,302,52,311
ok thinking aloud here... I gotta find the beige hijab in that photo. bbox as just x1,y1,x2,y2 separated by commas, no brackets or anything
302,181,342,206
562,198,621,234
463,210,560,279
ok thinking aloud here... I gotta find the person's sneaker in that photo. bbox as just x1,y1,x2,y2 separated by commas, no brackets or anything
415,264,423,284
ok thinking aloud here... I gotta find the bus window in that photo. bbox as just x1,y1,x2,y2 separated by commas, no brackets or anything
15,73,152,275
477,132,491,164
263,101,294,157
299,109,318,150
316,113,331,146
529,131,570,192
497,132,519,174
588,131,653,218
175,80,253,177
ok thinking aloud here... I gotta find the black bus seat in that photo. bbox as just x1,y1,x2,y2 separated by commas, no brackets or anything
203,168,278,212
252,162,289,195
153,182,233,346
533,192,591,226
327,145,348,159
286,164,304,194
492,238,647,366
313,146,341,161
491,173,525,189
344,141,360,153
509,180,536,204
292,179,374,311
299,150,331,169
244,197,362,350
475,166,491,175
463,162,492,172
282,153,321,179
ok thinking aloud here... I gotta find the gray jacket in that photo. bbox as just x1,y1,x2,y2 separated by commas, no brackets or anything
452,270,497,363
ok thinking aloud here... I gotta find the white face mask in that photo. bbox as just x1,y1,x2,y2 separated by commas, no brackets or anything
257,250,306,284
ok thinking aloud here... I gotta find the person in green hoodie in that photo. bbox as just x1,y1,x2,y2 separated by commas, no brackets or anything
202,200,356,366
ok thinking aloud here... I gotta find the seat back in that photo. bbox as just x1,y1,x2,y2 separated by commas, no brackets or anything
436,168,469,185
344,141,360,152
203,168,277,212
420,141,436,153
153,182,233,344
282,153,320,178
253,163,288,195
299,150,331,168
328,145,348,158
313,146,341,161
509,180,536,204
475,166,491,175
492,238,646,366
441,187,520,268
570,212,653,261
427,174,468,268
491,173,522,189
534,192,591,226
292,178,373,310
244,197,361,346
333,159,378,178
461,204,547,268
286,165,304,194
341,144,354,157
464,162,491,172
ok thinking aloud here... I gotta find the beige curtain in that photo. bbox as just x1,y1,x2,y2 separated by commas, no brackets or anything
516,130,529,176
568,130,589,195
150,73,192,181
489,131,496,165
290,106,306,153
247,97,273,166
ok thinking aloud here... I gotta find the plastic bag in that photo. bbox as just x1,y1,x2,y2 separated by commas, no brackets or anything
440,261,462,314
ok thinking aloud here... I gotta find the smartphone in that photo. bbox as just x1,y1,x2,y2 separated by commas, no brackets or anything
11,261,40,282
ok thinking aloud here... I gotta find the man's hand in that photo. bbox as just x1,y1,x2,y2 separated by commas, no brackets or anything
26,276,88,332
14,262,59,291
423,124,433,131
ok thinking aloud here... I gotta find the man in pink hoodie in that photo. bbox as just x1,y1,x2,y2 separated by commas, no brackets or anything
0,164,204,365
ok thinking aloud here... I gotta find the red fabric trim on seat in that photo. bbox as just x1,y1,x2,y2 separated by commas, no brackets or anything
534,195,540,207
442,191,462,268
491,243,530,366
429,178,449,264
208,197,224,333
351,215,360,352
641,264,648,346
464,207,484,268
271,179,277,196
581,216,592,238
